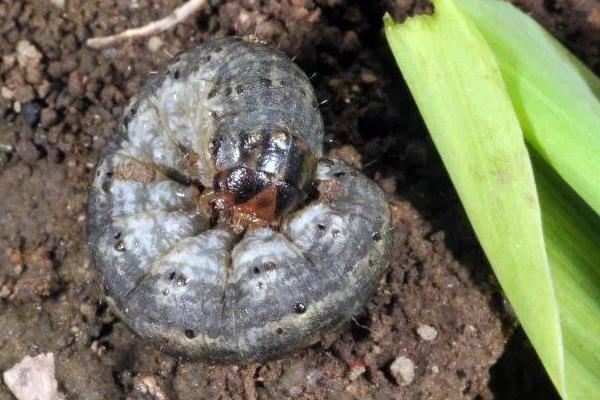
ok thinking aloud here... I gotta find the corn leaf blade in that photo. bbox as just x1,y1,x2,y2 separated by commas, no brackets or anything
457,0,600,216
534,153,600,400
453,2,600,397
384,0,565,396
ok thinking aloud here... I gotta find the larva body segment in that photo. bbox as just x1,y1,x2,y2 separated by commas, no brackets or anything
88,37,392,364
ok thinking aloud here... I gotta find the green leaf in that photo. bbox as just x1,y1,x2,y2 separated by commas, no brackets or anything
384,0,566,396
534,153,600,399
454,2,600,397
457,0,600,216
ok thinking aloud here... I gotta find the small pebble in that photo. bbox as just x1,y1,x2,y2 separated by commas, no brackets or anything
0,284,11,298
148,37,164,53
16,40,42,69
390,356,415,386
416,324,438,341
1,87,13,100
3,353,64,400
131,375,170,400
2,54,16,69
360,70,378,84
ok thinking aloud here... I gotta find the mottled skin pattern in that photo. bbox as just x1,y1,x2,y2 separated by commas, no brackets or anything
88,38,392,364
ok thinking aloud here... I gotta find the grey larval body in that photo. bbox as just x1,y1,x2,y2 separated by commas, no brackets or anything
87,37,392,363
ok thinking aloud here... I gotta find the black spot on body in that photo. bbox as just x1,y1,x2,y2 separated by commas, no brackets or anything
114,240,126,252
294,303,306,313
185,329,196,339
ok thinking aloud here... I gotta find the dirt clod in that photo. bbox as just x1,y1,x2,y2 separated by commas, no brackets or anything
128,375,170,400
390,356,416,387
15,40,42,70
416,324,438,341
3,353,64,400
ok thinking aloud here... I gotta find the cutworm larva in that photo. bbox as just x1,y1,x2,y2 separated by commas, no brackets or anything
88,37,392,363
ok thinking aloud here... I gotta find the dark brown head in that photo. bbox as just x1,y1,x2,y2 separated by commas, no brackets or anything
212,129,316,222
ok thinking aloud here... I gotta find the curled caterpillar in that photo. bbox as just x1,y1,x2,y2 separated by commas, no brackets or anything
88,37,392,364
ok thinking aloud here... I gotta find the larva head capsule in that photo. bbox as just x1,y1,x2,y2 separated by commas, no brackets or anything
211,128,317,224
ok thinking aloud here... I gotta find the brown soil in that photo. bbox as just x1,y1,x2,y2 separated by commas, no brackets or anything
0,0,597,399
